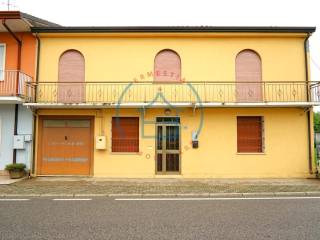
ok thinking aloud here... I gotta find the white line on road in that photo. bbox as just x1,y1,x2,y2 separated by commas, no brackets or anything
0,199,30,201
53,198,92,201
115,196,320,201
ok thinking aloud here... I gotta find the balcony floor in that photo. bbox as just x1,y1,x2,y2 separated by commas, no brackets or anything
23,101,319,109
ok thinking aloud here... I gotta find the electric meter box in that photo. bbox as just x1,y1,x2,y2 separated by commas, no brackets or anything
96,136,106,150
13,135,25,149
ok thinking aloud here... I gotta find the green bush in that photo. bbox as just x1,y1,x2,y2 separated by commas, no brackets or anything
5,163,26,171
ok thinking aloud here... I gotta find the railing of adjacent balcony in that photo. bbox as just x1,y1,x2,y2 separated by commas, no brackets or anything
25,81,320,105
0,70,33,97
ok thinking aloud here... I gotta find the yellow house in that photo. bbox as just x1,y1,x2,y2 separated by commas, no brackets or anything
25,26,319,178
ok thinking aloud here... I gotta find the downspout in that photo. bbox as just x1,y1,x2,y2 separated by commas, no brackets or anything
31,33,40,176
304,33,313,175
3,19,22,164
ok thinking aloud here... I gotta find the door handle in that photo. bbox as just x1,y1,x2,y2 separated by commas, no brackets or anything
65,136,68,140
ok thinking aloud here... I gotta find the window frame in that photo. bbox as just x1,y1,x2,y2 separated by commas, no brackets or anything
0,43,6,81
236,116,265,154
111,117,140,153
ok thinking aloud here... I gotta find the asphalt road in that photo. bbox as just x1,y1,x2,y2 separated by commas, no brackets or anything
1,197,320,240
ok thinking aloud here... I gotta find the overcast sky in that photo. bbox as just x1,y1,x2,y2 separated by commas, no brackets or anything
2,0,320,81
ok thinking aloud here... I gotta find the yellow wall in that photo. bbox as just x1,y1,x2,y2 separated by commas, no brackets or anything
34,32,313,178
38,33,307,83
36,107,311,178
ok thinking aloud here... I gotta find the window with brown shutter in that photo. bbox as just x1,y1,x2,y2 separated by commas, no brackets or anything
58,50,85,103
112,117,139,152
237,116,263,153
235,50,262,102
154,49,181,82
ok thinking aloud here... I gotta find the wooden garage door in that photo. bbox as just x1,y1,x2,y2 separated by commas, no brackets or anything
38,119,92,175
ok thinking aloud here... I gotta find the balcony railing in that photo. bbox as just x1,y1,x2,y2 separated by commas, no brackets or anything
25,81,320,106
0,70,33,98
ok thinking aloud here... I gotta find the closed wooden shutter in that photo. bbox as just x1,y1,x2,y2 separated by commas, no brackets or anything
237,116,263,153
112,117,139,152
154,50,181,82
236,50,262,102
58,50,85,103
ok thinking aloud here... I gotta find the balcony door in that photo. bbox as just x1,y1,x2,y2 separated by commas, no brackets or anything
156,117,180,174
58,50,85,103
236,50,262,102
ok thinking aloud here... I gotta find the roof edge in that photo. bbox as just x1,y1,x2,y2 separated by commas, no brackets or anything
20,12,60,27
31,26,316,34
0,11,60,27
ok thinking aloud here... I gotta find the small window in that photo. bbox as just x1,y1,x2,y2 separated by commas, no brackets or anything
237,116,264,153
112,117,139,152
0,44,6,80
154,49,181,82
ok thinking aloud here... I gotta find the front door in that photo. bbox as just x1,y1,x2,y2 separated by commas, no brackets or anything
38,118,92,175
156,117,180,174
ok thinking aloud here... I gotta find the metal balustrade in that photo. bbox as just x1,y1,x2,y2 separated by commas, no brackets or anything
24,81,320,105
0,70,33,97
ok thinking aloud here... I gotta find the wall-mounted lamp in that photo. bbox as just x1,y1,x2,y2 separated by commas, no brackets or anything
164,108,172,115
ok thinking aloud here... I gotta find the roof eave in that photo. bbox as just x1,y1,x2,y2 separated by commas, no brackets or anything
31,26,316,34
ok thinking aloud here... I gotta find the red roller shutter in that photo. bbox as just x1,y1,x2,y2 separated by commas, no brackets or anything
112,117,139,152
237,116,263,153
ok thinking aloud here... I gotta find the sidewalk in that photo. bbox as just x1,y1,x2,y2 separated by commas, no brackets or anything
0,176,27,185
0,177,320,197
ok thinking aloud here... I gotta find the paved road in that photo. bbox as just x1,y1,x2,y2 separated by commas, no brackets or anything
1,196,320,240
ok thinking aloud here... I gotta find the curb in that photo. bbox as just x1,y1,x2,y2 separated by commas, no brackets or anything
1,192,320,198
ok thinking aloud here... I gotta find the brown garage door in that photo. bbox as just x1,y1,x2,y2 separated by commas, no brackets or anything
38,118,93,175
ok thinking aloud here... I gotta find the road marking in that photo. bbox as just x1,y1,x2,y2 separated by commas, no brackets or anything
115,196,320,201
0,199,30,201
53,198,92,201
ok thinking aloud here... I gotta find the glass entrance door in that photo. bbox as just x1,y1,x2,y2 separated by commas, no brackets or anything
156,117,180,174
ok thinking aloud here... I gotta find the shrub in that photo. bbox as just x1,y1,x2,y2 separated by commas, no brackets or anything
5,163,26,171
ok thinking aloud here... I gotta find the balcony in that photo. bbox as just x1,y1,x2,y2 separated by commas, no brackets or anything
24,81,320,108
0,70,33,102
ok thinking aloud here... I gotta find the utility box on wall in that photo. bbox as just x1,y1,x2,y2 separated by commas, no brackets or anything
13,135,25,149
96,136,106,150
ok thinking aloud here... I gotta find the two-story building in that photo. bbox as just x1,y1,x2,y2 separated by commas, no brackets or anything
0,11,58,174
24,25,318,178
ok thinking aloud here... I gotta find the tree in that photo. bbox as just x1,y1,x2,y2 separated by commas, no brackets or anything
314,112,320,132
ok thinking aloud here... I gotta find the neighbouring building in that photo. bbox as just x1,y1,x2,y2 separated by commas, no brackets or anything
23,25,319,178
0,11,58,174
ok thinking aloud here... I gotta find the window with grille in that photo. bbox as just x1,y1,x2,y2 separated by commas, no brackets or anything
237,116,264,153
112,117,139,152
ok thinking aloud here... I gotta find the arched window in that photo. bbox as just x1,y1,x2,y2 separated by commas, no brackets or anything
235,50,262,102
154,49,181,82
58,50,85,103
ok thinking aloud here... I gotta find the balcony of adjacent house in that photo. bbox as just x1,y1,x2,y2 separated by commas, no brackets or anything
0,70,33,103
23,80,320,108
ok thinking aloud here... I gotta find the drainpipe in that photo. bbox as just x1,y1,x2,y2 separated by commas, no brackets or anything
2,19,22,164
304,33,313,175
30,34,41,176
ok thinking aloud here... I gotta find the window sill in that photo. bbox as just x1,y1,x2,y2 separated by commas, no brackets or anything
237,152,266,155
110,152,141,155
